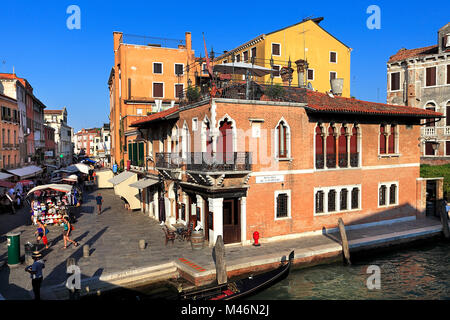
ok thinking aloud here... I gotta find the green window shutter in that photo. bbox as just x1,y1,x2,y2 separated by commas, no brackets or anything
132,143,138,166
138,142,144,166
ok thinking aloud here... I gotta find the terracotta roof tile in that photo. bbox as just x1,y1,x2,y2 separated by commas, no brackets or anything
304,90,442,118
131,106,179,127
388,45,438,63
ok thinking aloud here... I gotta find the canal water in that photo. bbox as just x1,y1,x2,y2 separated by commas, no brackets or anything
249,239,450,300
84,239,450,300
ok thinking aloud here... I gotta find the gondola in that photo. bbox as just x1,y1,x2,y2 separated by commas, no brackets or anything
180,250,294,300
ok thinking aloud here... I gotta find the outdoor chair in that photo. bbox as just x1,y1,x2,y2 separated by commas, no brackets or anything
163,225,176,245
181,222,194,241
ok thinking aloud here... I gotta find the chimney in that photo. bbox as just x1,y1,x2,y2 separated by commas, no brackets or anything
185,32,192,52
330,78,344,96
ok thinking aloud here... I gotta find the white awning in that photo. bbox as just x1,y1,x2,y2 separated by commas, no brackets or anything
129,178,159,189
0,172,13,180
108,171,136,186
6,165,43,179
27,184,73,196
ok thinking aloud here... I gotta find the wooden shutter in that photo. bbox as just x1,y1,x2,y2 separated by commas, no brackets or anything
175,84,183,98
380,125,386,154
251,47,256,58
330,52,337,63
447,141,450,156
388,125,396,154
426,67,436,86
391,72,400,91
243,51,248,62
153,83,163,98
447,105,450,126
272,43,280,55
425,142,434,155
447,64,450,84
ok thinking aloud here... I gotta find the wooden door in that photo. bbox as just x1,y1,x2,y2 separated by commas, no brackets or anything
223,199,240,244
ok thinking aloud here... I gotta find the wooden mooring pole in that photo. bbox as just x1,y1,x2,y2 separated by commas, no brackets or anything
438,200,450,239
214,235,227,285
338,218,351,265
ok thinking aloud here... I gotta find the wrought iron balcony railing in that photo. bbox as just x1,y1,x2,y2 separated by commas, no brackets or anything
315,154,324,169
350,153,359,167
155,152,252,172
186,152,252,172
155,152,183,169
326,153,336,168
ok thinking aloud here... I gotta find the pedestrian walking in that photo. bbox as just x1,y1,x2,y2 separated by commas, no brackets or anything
61,216,79,249
34,221,49,249
95,193,103,215
25,251,45,300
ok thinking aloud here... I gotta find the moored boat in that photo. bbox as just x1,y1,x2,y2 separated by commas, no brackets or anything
180,250,295,300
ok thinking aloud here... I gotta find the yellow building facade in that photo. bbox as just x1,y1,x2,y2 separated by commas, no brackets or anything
215,17,352,97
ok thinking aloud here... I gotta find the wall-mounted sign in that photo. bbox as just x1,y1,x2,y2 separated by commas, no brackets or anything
255,175,284,184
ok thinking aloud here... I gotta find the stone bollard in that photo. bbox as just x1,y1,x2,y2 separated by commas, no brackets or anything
139,239,146,250
83,245,90,258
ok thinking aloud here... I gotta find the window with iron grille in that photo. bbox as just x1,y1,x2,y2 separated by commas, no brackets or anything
379,185,387,206
340,189,348,211
315,191,324,214
351,187,359,209
389,184,397,205
328,190,336,212
307,69,314,81
276,193,288,218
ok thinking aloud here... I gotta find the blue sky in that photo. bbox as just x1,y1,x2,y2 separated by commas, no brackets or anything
1,1,448,132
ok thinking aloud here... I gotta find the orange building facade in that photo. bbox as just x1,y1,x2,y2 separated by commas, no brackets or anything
129,88,441,246
0,93,20,169
108,31,196,170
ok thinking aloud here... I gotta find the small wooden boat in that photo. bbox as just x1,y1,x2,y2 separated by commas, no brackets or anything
180,250,294,300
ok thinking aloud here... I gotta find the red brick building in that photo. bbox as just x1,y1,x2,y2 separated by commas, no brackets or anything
128,87,441,246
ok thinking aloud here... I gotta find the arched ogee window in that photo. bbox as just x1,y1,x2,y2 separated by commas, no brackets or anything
388,124,396,154
315,125,324,169
277,121,287,158
326,125,336,168
379,124,387,154
338,126,348,167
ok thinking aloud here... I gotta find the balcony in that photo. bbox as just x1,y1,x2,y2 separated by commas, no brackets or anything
155,152,252,172
316,152,359,169
422,127,436,136
187,152,252,172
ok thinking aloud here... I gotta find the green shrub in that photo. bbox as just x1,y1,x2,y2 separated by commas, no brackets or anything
186,86,201,103
264,84,285,100
420,164,450,199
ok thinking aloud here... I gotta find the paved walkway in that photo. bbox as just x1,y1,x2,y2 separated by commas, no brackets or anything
0,187,445,300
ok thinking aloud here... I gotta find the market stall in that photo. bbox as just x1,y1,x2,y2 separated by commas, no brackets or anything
27,184,73,225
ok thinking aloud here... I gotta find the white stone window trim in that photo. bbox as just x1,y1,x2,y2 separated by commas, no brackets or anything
307,68,315,81
271,42,281,57
174,83,184,99
314,184,362,216
274,117,292,161
174,63,184,76
388,71,402,92
152,82,165,99
153,62,164,75
329,51,338,64
274,189,291,221
192,117,198,131
377,181,399,208
378,124,400,157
